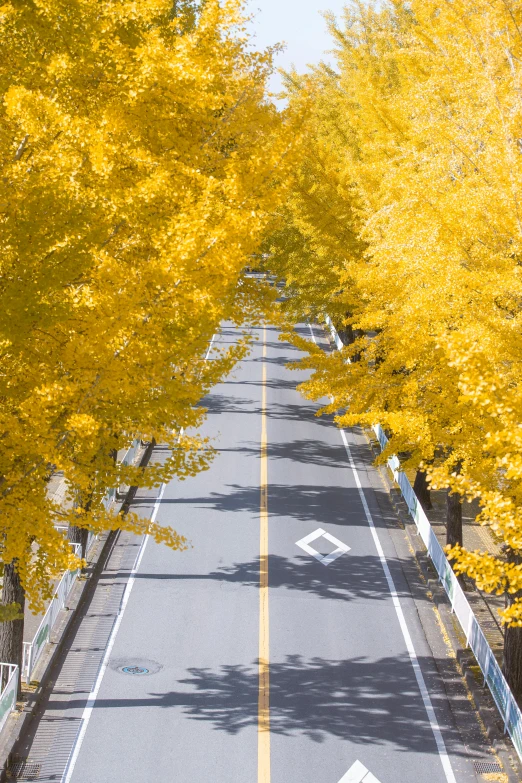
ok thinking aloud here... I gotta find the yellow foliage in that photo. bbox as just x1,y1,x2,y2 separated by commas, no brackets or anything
0,0,300,612
270,0,522,623
0,604,24,623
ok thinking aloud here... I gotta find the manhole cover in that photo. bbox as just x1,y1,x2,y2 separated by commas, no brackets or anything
7,757,41,780
474,760,502,774
110,657,163,676
120,666,149,675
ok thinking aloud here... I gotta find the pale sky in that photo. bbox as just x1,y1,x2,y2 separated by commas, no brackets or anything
246,0,348,94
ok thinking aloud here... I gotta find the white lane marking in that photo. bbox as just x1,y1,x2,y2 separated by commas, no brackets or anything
204,332,216,361
308,322,318,344
61,482,167,783
339,428,457,783
296,528,350,566
338,760,381,783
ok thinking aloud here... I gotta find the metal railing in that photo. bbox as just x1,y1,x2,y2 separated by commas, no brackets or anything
0,663,18,734
121,439,141,467
324,314,522,762
22,544,81,685
55,525,97,559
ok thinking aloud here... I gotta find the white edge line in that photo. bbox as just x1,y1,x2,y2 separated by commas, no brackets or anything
307,322,318,345
339,428,457,783
204,333,216,361
309,320,456,782
61,481,167,783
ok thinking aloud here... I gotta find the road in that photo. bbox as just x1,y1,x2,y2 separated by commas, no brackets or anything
14,323,489,783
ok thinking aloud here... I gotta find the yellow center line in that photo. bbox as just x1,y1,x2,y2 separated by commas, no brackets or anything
258,324,270,783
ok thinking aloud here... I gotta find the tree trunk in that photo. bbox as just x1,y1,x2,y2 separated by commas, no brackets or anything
446,484,466,588
338,314,362,362
69,488,94,561
0,561,25,698
413,469,432,511
339,323,355,346
68,525,89,561
446,487,463,548
503,550,522,706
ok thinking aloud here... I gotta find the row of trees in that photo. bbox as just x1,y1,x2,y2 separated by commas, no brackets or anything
0,0,298,689
268,0,522,699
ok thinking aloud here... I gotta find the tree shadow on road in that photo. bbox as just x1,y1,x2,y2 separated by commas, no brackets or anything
213,440,350,469
68,653,474,760
131,551,406,604
224,378,297,391
203,393,335,429
155,478,391,530
172,654,453,752
200,393,260,416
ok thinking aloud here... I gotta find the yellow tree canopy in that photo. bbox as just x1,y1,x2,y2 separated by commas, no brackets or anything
0,0,300,613
270,0,522,622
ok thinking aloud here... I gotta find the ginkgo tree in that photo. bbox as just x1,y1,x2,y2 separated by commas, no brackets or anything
269,0,522,701
0,0,299,689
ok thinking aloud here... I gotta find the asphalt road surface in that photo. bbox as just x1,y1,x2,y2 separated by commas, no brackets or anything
16,323,490,783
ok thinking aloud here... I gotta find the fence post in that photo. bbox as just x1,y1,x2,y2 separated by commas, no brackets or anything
504,695,513,735
466,613,473,648
483,647,490,687
25,642,34,685
22,642,29,683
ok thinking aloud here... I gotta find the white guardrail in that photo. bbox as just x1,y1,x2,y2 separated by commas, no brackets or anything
55,526,97,559
0,664,18,732
122,439,141,468
22,544,81,685
323,314,522,761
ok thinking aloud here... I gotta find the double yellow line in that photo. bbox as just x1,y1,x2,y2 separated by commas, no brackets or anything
258,324,270,783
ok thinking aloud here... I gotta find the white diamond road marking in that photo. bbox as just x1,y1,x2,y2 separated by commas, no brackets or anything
295,527,350,566
338,760,382,783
